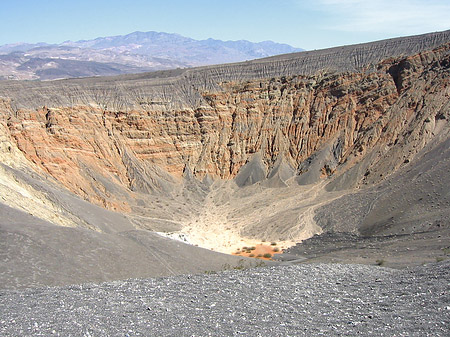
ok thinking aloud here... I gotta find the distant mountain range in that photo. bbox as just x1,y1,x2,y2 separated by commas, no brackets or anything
0,31,303,80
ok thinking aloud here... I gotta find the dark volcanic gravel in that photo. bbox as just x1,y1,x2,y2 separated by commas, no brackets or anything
1,262,449,336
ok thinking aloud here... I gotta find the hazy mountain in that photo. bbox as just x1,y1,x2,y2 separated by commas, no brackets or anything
63,31,303,63
0,31,303,80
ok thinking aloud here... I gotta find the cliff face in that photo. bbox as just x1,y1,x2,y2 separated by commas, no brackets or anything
1,42,449,209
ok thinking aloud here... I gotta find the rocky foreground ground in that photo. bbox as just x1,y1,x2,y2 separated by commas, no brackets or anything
1,261,448,336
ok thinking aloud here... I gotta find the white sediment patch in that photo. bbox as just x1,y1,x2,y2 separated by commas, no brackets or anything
0,174,33,198
0,165,78,228
175,179,345,255
156,231,192,245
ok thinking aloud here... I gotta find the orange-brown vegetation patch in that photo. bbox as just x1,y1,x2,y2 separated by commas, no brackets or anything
232,243,282,260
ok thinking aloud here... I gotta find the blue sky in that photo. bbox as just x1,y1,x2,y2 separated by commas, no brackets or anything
1,0,449,50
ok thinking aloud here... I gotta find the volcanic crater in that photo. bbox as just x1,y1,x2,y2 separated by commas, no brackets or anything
0,30,449,290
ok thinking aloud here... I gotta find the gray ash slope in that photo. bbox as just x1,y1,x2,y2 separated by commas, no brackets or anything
0,202,263,290
0,166,263,290
282,136,450,268
1,262,448,336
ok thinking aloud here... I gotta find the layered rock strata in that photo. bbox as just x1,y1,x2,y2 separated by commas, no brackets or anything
1,41,449,207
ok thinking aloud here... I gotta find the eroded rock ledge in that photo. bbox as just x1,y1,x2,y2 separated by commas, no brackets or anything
0,37,448,210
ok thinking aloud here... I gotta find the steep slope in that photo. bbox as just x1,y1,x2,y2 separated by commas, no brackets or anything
1,34,449,203
0,30,449,287
0,161,261,290
1,202,259,289
284,137,450,268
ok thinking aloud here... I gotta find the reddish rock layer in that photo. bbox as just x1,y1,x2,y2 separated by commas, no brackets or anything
1,44,449,209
